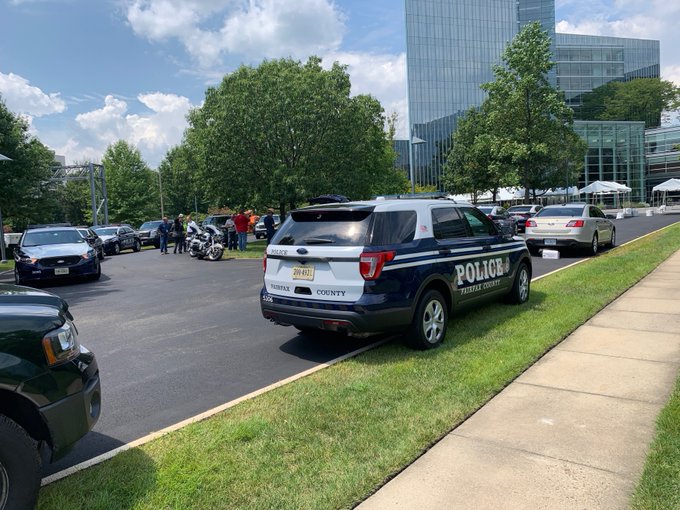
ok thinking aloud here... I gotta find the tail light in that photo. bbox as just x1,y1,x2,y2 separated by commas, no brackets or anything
566,220,584,228
263,252,267,272
526,219,537,228
359,251,396,281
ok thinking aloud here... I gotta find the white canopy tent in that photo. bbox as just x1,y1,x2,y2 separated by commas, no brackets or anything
651,178,680,208
578,180,631,208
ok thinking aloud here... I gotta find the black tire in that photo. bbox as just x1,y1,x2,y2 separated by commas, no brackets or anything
154,241,160,249
132,240,141,252
0,415,41,510
13,270,22,286
407,289,448,350
90,261,101,281
607,228,616,248
98,247,105,260
588,233,598,256
113,242,121,255
507,262,530,304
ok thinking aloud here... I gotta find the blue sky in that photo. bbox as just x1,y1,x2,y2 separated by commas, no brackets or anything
1,0,678,167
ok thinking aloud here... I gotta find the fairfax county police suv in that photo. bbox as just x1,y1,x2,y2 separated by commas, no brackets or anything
260,197,532,350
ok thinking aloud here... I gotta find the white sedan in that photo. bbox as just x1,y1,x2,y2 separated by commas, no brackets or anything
524,203,615,256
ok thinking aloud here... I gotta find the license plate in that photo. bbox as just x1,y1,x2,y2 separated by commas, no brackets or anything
54,268,70,275
292,265,315,281
544,239,557,246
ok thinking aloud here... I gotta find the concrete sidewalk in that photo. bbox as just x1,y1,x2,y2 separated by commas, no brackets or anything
359,251,680,510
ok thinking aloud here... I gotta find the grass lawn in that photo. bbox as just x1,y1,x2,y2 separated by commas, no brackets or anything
38,223,680,510
0,259,14,273
631,374,680,510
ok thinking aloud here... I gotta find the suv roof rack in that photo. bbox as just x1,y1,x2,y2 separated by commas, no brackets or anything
26,223,72,230
372,192,458,201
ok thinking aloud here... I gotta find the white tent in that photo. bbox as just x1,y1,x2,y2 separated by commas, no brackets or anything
652,178,680,208
578,180,631,207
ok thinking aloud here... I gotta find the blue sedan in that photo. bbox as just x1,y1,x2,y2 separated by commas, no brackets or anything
14,227,101,285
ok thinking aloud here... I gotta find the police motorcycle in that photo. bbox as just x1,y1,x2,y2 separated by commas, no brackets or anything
187,224,225,261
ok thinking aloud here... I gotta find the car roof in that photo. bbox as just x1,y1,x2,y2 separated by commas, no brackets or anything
297,198,477,214
542,203,587,208
24,226,78,234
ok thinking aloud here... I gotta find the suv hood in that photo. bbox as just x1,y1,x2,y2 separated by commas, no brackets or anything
19,243,89,258
0,284,71,315
97,235,116,242
0,284,71,335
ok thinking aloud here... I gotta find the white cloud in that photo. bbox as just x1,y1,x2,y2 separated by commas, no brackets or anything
126,0,345,67
0,72,66,117
55,93,193,167
324,51,408,138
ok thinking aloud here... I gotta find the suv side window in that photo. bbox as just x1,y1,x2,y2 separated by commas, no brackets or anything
432,207,467,240
370,211,417,245
461,208,498,236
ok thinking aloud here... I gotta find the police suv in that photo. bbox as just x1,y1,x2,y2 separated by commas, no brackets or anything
260,197,532,350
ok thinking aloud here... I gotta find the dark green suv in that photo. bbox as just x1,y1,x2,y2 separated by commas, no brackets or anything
0,284,101,509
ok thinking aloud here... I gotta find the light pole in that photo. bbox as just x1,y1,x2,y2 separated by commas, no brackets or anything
0,153,13,263
408,135,426,194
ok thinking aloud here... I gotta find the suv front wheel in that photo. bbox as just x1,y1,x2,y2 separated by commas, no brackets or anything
0,415,41,510
407,289,448,350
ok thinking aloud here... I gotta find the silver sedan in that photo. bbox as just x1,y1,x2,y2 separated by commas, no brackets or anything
524,203,615,256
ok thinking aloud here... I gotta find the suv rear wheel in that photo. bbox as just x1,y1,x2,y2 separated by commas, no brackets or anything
0,416,41,510
407,289,448,350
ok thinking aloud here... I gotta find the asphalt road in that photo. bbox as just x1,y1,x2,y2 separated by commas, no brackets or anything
1,212,678,475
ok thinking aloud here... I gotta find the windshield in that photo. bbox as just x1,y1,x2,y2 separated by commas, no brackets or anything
94,227,118,236
76,229,89,237
508,206,531,213
23,230,86,247
139,221,162,230
535,207,585,218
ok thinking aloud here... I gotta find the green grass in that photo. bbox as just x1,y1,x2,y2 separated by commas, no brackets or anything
631,374,680,510
223,239,266,259
37,223,680,510
0,259,14,272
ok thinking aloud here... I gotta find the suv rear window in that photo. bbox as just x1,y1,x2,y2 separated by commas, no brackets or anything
273,209,373,246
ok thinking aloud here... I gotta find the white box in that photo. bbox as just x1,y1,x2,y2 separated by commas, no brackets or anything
542,249,560,259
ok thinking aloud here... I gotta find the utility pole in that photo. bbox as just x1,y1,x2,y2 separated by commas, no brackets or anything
158,170,165,217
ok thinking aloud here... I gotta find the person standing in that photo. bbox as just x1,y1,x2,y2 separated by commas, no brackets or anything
224,215,237,251
158,216,171,254
234,210,249,251
263,209,276,245
172,214,185,254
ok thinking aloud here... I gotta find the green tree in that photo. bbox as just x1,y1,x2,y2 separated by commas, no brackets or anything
482,22,585,202
442,107,517,203
577,78,680,128
185,56,404,216
0,96,56,230
158,144,209,217
102,141,158,226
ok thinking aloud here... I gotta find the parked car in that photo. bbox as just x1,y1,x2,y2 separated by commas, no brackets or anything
14,226,101,285
136,220,164,248
254,214,281,239
93,225,142,255
76,227,105,260
507,204,543,233
477,205,518,236
524,203,615,255
0,283,101,509
261,198,531,350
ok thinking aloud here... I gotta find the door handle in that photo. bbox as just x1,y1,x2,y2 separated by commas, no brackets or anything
439,249,451,255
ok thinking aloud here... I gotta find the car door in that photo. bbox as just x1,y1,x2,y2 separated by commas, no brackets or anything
119,227,131,248
590,206,612,242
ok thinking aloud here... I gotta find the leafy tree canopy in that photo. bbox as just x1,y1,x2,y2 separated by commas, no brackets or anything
0,95,56,230
577,78,680,128
183,56,405,216
102,140,159,227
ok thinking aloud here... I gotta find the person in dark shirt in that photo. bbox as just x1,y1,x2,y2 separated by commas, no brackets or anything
158,216,171,254
263,209,276,245
171,214,185,254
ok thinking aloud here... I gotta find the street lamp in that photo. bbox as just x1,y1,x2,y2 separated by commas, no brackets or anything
0,153,13,263
408,135,426,194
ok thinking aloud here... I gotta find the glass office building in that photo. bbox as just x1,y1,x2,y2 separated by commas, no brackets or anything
573,121,646,202
645,126,680,196
405,0,556,188
555,34,660,111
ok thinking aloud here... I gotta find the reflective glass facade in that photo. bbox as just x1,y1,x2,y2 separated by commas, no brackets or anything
645,126,680,196
555,34,660,110
405,0,556,188
573,121,646,202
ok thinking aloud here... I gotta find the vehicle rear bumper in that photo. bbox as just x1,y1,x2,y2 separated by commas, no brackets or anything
525,237,590,249
260,289,411,334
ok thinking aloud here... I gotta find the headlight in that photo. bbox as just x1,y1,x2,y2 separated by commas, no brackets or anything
151,229,157,236
16,254,38,264
42,321,80,366
82,249,96,260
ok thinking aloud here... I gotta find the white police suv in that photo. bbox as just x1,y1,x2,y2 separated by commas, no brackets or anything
260,197,532,349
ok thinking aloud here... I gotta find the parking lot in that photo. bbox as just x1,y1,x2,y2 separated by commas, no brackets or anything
1,213,678,476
